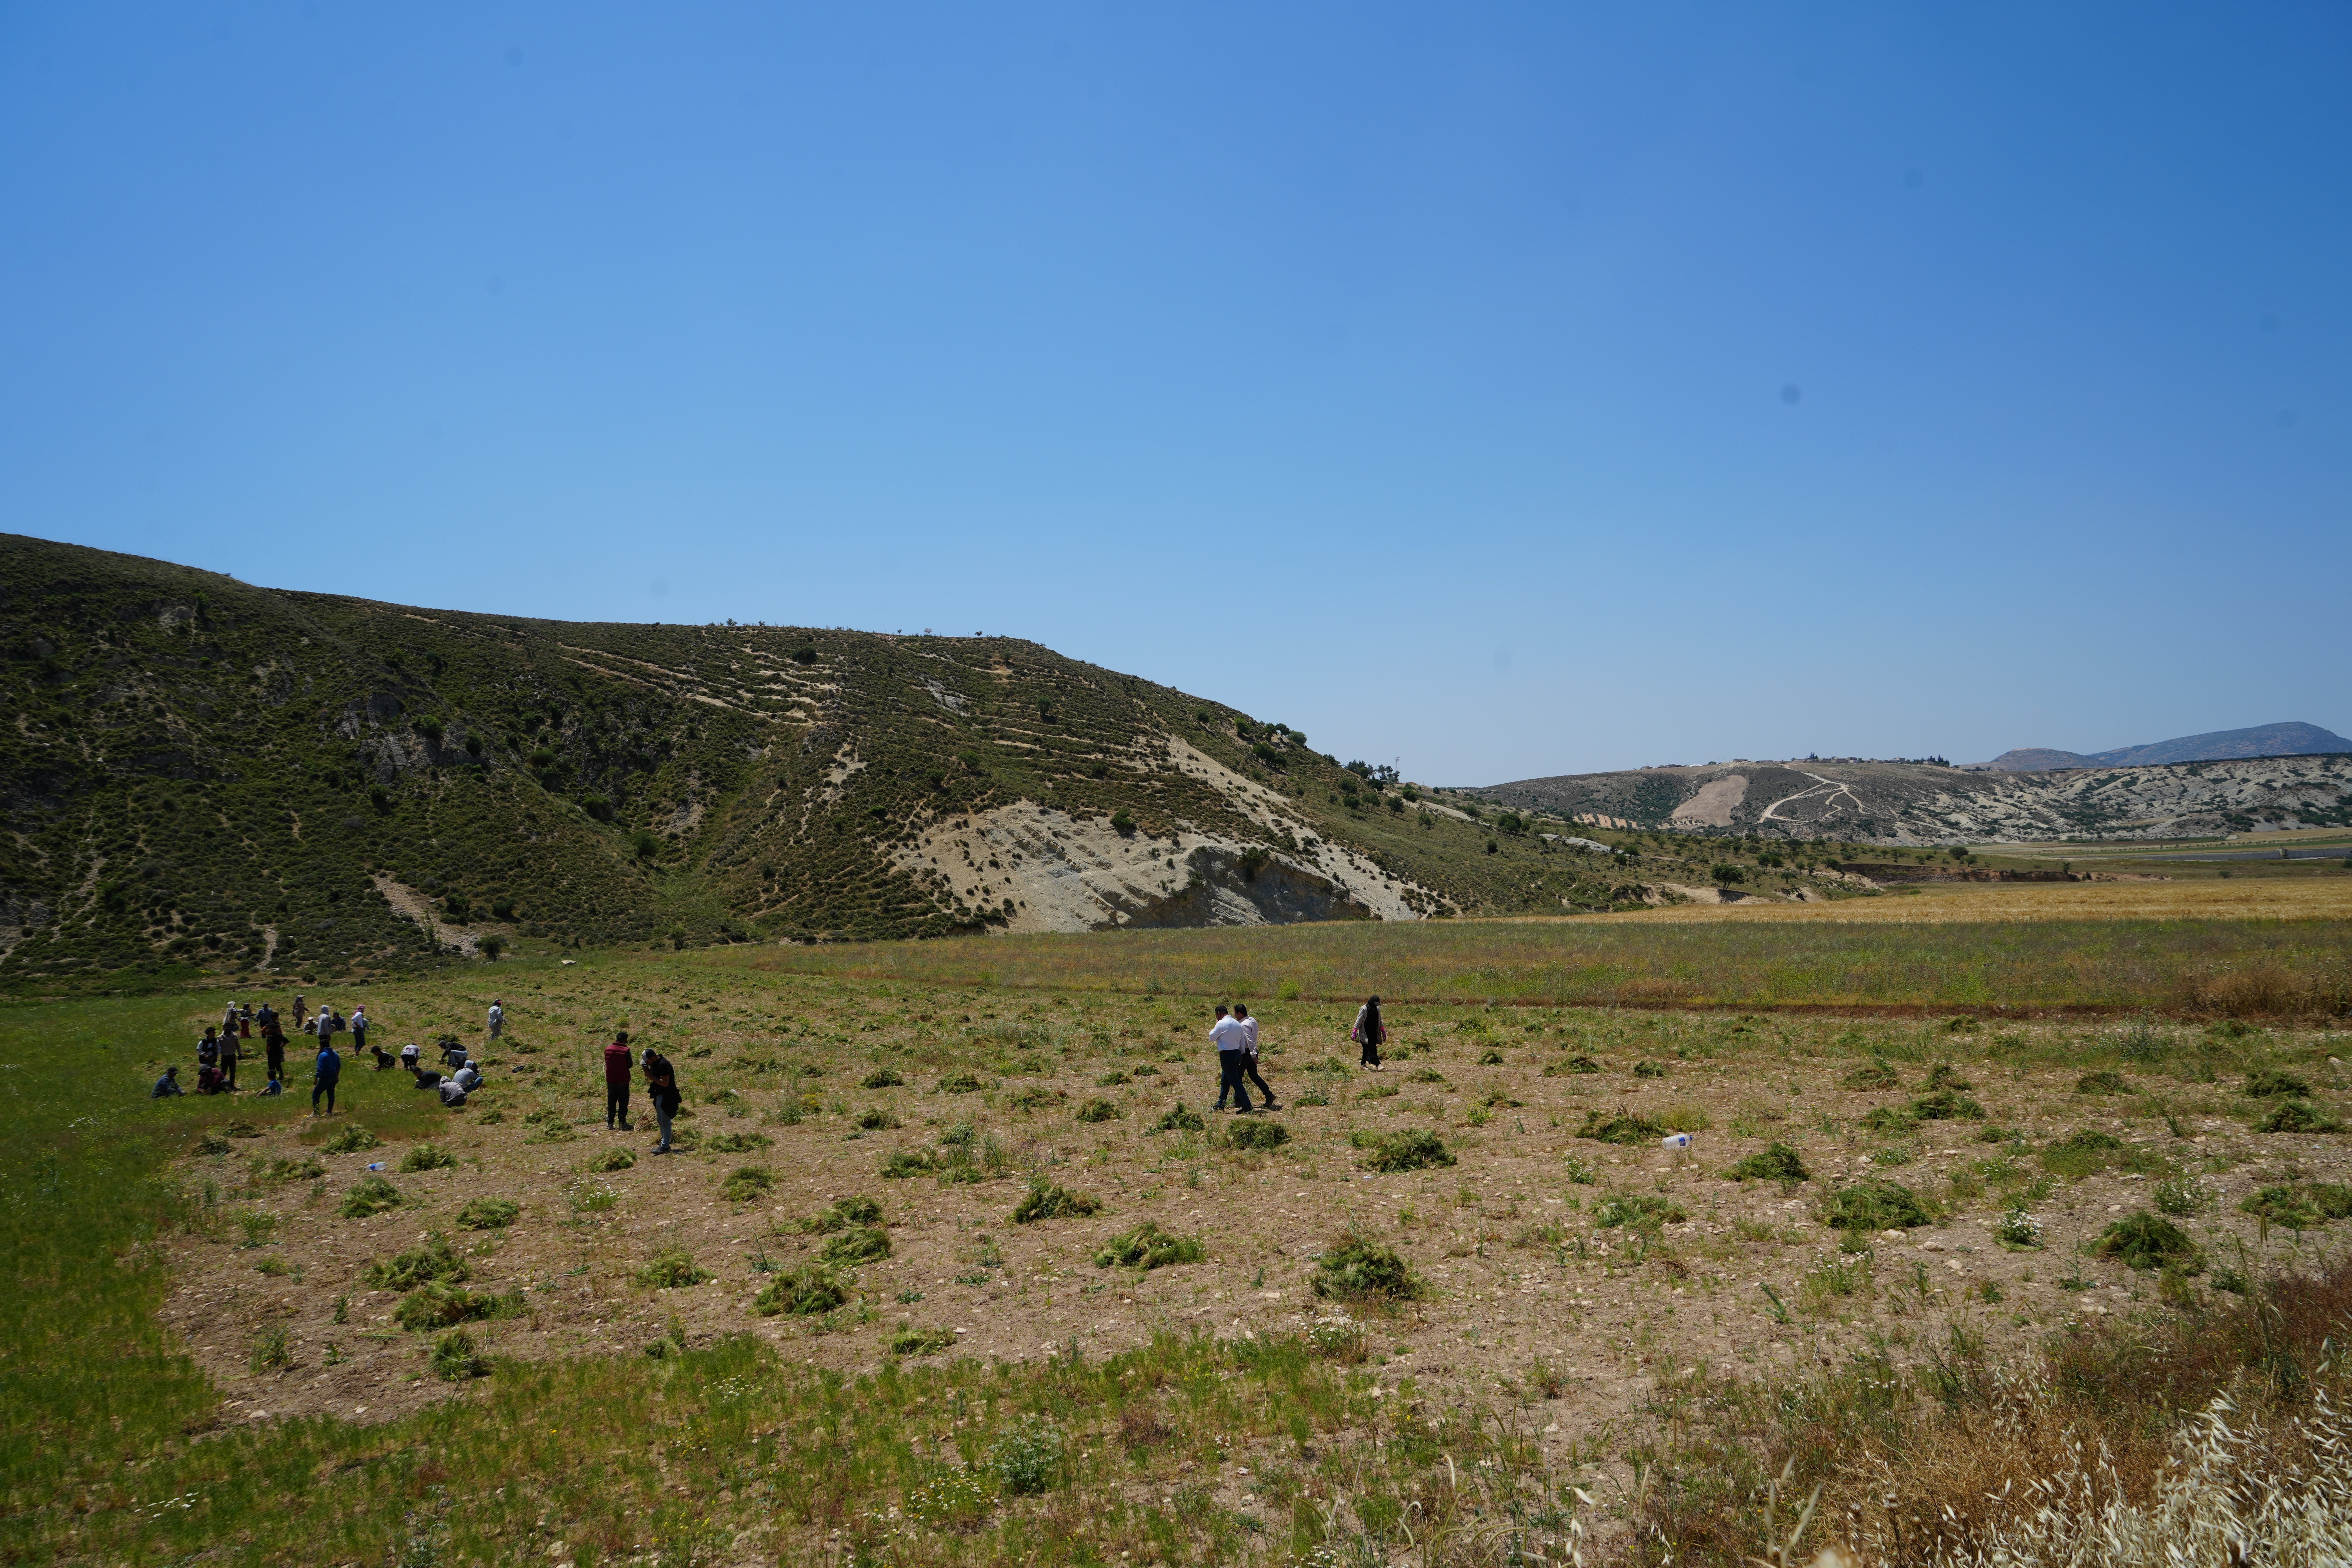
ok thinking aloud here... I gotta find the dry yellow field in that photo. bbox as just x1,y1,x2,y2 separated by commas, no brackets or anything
1569,876,2352,926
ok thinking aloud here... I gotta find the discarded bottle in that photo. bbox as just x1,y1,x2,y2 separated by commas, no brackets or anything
364,1161,387,1171
1659,1133,1692,1151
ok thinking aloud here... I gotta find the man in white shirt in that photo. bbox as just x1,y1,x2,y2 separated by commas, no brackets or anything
1233,1003,1278,1110
487,1000,504,1040
1209,1004,1254,1114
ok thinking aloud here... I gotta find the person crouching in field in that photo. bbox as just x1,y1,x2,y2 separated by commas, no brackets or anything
1235,1003,1278,1109
151,1065,183,1097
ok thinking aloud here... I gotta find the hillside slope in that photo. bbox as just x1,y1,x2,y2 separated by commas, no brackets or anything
1471,754,2352,844
2,535,1788,988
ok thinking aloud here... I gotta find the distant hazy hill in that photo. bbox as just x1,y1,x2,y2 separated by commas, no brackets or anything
1470,752,2352,843
1979,721,2351,772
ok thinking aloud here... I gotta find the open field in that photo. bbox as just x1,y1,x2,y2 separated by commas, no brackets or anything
8,910,2352,1565
747,881,2352,1017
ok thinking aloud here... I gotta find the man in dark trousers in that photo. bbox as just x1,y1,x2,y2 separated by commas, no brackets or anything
640,1043,680,1154
1233,1003,1278,1110
312,1034,342,1116
1210,1003,1253,1114
603,1030,635,1131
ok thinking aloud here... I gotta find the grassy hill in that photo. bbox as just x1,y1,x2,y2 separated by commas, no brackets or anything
0,536,1877,990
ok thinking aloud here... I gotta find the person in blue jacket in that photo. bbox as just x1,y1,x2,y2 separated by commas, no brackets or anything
312,1036,342,1116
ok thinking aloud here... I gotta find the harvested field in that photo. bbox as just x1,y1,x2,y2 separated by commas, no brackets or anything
14,946,2352,1564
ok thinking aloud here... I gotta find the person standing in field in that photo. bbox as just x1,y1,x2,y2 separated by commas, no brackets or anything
216,1015,241,1090
487,999,504,1041
604,1030,635,1131
1210,1004,1253,1114
237,1002,253,1042
641,1043,680,1153
350,1004,370,1059
1353,995,1385,1069
261,1009,287,1088
1234,1003,1278,1110
197,1027,220,1077
312,1033,342,1116
291,994,307,1033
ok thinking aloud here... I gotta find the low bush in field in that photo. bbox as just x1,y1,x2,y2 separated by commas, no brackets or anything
319,1124,379,1155
337,1176,402,1218
1225,1118,1288,1150
1724,1142,1809,1183
399,1142,457,1172
1011,1181,1100,1223
1153,1103,1205,1132
635,1249,713,1289
1312,1232,1426,1302
1092,1222,1205,1270
754,1265,846,1317
395,1281,523,1331
819,1224,891,1265
1822,1178,1931,1231
1350,1128,1454,1172
454,1197,519,1230
1576,1110,1661,1145
2093,1212,2199,1271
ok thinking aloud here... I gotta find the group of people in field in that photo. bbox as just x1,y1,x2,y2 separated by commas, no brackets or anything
149,983,1394,1142
151,995,501,1113
1204,994,1389,1113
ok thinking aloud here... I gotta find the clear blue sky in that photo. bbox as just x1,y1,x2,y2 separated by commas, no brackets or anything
4,4,2345,782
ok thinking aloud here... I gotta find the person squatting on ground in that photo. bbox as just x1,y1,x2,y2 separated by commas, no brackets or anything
604,1030,635,1130
1211,1004,1254,1113
311,1035,342,1115
1234,1003,1278,1109
437,1060,481,1107
642,1044,680,1153
400,1041,422,1074
151,1065,183,1097
1354,995,1386,1068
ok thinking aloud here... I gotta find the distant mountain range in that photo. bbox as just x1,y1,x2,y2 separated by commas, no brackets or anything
1973,721,2352,773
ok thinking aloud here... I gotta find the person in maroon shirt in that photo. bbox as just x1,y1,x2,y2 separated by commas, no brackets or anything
603,1030,635,1130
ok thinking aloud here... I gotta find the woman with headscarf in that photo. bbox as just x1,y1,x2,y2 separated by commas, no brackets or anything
1352,996,1385,1069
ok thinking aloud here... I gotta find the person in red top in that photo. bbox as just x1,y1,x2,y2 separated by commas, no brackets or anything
603,1030,635,1131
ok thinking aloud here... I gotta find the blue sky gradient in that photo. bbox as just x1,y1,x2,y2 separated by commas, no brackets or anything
2,4,2344,781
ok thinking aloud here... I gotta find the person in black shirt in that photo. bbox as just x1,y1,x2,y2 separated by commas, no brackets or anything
641,1046,681,1154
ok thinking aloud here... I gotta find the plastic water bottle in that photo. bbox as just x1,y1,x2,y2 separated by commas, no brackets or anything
1659,1133,1692,1151
365,1161,387,1171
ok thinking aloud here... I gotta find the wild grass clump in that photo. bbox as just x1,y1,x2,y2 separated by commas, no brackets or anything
704,1131,772,1154
1350,1128,1455,1172
1224,1117,1288,1150
1593,1192,1687,1232
430,1329,487,1381
1822,1178,1930,1231
1724,1142,1809,1183
937,1072,983,1094
1009,1086,1067,1111
2042,1129,2124,1175
1544,1055,1602,1076
2093,1212,2199,1271
2259,1098,2346,1134
987,1417,1066,1496
1311,1231,1426,1302
886,1324,955,1357
1153,1103,1205,1132
398,1142,457,1172
1909,1089,1986,1121
252,1155,325,1184
1092,1221,1206,1270
2240,1183,2352,1230
363,1236,467,1290
808,1195,884,1231
395,1281,524,1331
852,1107,900,1130
860,1067,904,1089
1074,1097,1122,1123
2075,1069,2136,1095
318,1124,379,1155
337,1176,402,1218
819,1225,891,1265
590,1146,636,1172
1011,1180,1100,1223
720,1165,776,1202
247,1322,292,1374
1860,1105,1918,1134
880,1147,941,1178
754,1264,846,1317
635,1248,713,1289
2243,1068,2312,1098
455,1196,519,1230
1841,1057,1901,1090
1576,1109,1661,1144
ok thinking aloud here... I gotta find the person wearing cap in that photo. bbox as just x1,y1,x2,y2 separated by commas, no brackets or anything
151,1065,183,1097
603,1030,635,1131
641,1044,680,1154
